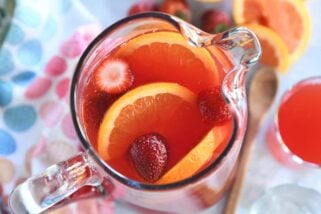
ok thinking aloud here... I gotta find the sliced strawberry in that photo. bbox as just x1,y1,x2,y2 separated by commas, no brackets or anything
94,58,134,94
198,87,232,124
127,0,158,16
159,0,191,22
130,133,168,182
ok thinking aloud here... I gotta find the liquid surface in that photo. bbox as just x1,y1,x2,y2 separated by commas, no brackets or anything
81,31,233,183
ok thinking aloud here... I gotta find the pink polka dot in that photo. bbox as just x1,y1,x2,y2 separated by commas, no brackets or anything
61,113,78,140
45,56,67,76
60,32,87,58
77,24,101,43
56,77,70,99
32,136,47,156
39,101,65,127
0,158,15,183
25,77,52,99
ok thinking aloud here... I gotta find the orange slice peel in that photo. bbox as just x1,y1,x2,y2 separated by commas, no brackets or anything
245,24,290,73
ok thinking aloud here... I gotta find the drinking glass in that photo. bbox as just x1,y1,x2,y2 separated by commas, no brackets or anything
266,77,321,168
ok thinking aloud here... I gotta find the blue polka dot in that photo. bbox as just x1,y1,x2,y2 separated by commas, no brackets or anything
17,40,42,66
7,23,25,45
41,17,57,41
0,79,13,107
12,71,36,86
0,129,16,155
4,105,37,132
16,6,41,27
0,48,14,75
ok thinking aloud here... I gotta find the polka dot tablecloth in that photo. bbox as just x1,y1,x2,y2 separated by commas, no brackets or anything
0,0,114,213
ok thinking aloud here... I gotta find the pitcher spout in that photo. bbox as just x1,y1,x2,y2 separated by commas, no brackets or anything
211,27,262,66
213,27,262,130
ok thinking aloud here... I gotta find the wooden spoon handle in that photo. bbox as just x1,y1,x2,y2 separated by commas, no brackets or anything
225,117,259,214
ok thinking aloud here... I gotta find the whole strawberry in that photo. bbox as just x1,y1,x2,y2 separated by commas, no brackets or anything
127,0,158,16
159,0,191,22
130,133,168,182
201,9,232,34
198,87,232,124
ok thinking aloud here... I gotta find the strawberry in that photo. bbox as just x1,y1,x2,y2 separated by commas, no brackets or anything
198,87,232,124
94,58,134,94
127,0,158,16
201,9,232,34
159,0,191,22
130,133,168,182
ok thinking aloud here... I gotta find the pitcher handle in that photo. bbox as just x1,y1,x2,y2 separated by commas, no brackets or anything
9,153,112,214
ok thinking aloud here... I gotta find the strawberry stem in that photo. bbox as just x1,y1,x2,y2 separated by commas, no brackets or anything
213,24,228,34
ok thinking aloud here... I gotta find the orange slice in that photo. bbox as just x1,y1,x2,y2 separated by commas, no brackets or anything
245,24,290,72
116,32,216,72
114,31,220,93
98,82,205,161
233,0,311,63
157,119,233,184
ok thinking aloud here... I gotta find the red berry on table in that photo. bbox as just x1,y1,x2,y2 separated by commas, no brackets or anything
94,58,134,94
127,0,158,16
159,0,191,22
130,133,168,182
201,9,232,34
198,87,232,124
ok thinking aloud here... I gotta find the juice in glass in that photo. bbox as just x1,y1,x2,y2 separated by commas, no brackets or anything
267,77,321,167
81,30,234,184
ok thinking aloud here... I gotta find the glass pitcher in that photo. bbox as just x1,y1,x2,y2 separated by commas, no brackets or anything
9,12,261,213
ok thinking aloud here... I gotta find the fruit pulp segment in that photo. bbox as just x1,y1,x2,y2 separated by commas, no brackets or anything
234,0,311,62
278,82,321,165
81,31,233,183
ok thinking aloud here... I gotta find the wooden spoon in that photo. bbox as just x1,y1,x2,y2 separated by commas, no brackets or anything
225,67,278,214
